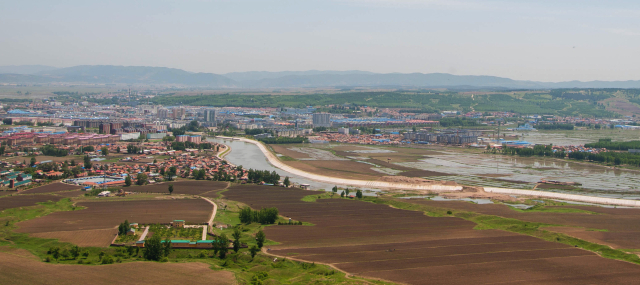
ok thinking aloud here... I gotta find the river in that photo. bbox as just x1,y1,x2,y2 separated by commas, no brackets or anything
208,137,347,191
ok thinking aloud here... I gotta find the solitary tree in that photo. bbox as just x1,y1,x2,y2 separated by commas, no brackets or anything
345,189,350,196
116,146,121,153
83,155,92,169
143,235,164,261
332,186,338,192
232,227,242,253
249,245,259,260
283,176,290,188
168,184,174,195
30,157,36,166
217,233,230,258
255,230,266,249
340,191,345,198
101,146,109,156
136,173,148,185
124,175,132,187
356,189,363,199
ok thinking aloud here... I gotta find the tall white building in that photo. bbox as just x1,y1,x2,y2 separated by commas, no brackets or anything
312,113,331,128
204,109,216,126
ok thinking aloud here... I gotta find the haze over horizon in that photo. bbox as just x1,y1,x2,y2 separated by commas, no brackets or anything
2,0,640,82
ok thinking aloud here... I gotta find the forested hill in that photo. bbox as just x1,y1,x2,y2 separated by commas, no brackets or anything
152,89,631,118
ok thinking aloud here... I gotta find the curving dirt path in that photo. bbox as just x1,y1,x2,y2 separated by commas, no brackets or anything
200,197,218,230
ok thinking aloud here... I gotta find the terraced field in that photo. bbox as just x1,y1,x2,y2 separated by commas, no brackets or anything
222,185,640,285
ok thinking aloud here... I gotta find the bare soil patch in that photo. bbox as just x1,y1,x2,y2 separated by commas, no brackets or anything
21,182,82,194
282,160,380,180
0,250,234,285
54,190,85,198
0,195,64,211
0,191,17,197
129,180,228,195
407,199,640,249
17,199,212,233
31,228,118,248
221,185,640,284
270,144,311,159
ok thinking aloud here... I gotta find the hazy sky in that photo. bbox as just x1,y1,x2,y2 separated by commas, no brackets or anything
2,0,640,82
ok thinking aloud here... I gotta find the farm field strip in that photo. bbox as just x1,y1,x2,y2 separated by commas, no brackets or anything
363,256,640,285
222,184,640,284
132,180,228,195
30,228,118,248
20,182,82,194
336,248,593,273
0,194,64,211
290,241,571,263
17,199,212,233
0,250,234,285
405,198,640,249
272,235,539,255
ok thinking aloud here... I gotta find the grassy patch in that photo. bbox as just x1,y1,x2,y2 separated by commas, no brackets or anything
301,192,334,202
508,205,599,214
586,228,609,232
278,155,297,161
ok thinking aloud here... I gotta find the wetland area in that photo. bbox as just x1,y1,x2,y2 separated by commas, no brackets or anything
214,130,640,200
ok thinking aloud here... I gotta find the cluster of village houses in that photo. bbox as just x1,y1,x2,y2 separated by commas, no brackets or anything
0,138,251,190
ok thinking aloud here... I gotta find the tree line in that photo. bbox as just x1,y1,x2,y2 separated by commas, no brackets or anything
584,138,640,151
247,169,280,184
239,207,279,224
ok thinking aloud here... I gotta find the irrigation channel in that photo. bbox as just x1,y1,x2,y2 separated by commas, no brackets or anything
208,137,640,207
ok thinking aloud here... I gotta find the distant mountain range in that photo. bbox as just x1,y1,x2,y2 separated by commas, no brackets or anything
1,65,640,89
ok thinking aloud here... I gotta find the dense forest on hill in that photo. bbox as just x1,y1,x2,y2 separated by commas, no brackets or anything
151,89,629,117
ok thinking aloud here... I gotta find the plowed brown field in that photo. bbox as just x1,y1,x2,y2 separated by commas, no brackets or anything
221,185,640,285
31,228,118,247
17,199,212,233
21,182,82,194
0,194,64,211
0,249,234,285
132,180,228,195
405,199,640,249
